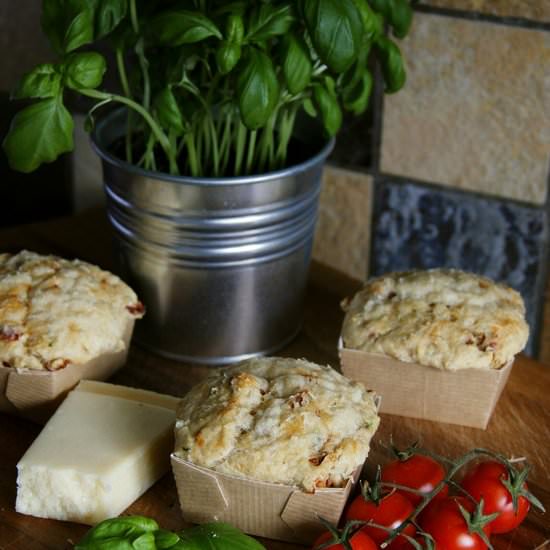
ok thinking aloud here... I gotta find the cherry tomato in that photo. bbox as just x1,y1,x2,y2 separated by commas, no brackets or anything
419,496,492,550
461,460,530,534
344,491,416,548
381,454,448,506
312,528,377,550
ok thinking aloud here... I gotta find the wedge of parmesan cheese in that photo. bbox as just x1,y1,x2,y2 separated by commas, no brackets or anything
16,380,179,524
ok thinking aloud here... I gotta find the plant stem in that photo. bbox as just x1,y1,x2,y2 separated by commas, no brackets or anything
235,121,246,176
80,88,176,171
245,130,257,175
116,48,133,164
185,133,199,177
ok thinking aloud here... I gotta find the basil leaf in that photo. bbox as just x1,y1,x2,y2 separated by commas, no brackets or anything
42,0,94,54
93,0,127,39
351,0,384,42
376,35,406,93
225,14,245,44
2,97,73,173
343,70,373,114
237,48,280,130
368,0,413,39
76,538,134,549
216,42,242,74
152,10,222,46
282,34,312,95
131,533,155,550
64,52,106,90
77,517,159,545
303,97,317,117
12,64,62,99
246,4,294,42
154,87,185,134
303,0,362,73
154,529,180,549
179,523,266,550
312,82,342,136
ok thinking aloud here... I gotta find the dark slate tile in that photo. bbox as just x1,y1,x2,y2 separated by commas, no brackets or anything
370,179,549,357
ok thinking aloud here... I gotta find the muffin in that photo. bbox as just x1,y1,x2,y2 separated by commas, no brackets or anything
174,357,380,492
341,269,528,371
0,250,144,371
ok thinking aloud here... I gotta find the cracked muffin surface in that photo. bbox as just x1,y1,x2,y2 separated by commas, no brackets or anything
0,250,144,371
174,357,380,491
341,269,528,371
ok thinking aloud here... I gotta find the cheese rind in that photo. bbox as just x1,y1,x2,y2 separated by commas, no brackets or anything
16,383,177,524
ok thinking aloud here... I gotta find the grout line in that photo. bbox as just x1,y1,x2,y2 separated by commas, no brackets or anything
413,4,550,31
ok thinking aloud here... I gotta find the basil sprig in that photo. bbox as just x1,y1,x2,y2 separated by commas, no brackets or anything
76,517,266,550
4,0,413,177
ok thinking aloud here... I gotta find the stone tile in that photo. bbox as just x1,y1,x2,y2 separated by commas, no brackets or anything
419,0,550,22
370,179,549,357
380,13,550,205
312,167,373,281
541,275,550,365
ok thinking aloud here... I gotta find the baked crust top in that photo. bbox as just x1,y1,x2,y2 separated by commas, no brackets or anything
0,250,143,371
341,269,528,371
174,357,379,491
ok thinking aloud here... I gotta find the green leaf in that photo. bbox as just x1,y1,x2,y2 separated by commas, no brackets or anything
343,70,373,114
64,52,106,90
368,0,413,39
179,523,266,550
312,82,342,136
152,10,222,46
302,0,362,73
154,529,180,549
77,517,159,545
94,0,128,38
246,4,294,42
282,34,312,95
376,35,406,93
237,48,280,130
216,42,242,74
12,64,62,99
132,533,155,550
351,0,384,42
154,87,185,134
75,537,134,549
303,98,317,117
42,0,94,54
3,97,73,173
225,14,245,44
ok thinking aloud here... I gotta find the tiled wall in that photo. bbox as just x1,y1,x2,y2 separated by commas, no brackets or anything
313,1,550,360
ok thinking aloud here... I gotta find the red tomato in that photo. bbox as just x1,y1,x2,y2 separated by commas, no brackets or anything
381,454,448,506
461,460,530,534
344,491,416,548
313,529,377,550
420,496,492,550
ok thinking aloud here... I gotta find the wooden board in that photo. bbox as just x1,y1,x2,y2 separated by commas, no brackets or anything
0,210,549,549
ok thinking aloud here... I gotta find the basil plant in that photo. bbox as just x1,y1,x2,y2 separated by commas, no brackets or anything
3,0,412,178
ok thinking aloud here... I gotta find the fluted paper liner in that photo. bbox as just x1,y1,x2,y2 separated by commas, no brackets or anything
338,338,513,429
171,455,361,544
0,320,134,423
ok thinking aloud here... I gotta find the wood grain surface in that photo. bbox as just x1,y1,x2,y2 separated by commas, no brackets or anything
0,210,548,550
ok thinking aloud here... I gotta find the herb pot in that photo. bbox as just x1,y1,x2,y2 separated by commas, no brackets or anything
92,109,333,364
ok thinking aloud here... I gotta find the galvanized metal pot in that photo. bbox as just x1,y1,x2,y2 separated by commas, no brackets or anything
92,109,333,364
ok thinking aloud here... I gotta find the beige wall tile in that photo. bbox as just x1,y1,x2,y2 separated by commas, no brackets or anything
0,2,54,92
421,0,550,22
312,167,372,281
381,13,550,205
540,274,550,366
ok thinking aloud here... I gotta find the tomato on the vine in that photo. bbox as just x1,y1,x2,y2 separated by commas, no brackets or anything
344,490,416,548
312,528,377,550
381,454,448,506
420,496,493,550
461,460,531,534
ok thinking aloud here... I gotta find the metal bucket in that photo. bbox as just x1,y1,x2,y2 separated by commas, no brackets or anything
92,109,333,364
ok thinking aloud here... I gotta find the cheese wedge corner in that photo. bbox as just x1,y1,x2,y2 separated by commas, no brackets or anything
16,380,179,524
